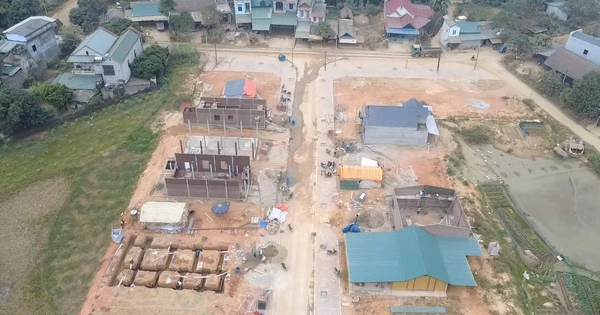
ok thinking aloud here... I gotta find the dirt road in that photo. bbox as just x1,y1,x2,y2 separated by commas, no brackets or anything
51,0,78,25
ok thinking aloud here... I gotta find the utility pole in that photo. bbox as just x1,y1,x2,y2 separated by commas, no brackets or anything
214,43,217,65
324,51,327,71
436,52,441,72
405,53,409,69
473,44,480,70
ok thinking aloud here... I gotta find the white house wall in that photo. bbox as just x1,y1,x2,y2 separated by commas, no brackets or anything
101,37,142,85
24,28,60,66
362,126,429,147
565,33,600,65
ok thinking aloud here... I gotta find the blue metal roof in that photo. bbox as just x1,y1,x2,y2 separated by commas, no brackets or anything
391,306,447,314
224,79,246,97
363,98,428,128
457,21,480,34
131,3,161,17
345,225,482,285
387,28,420,35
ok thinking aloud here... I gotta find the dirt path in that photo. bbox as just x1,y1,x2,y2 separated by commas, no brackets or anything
51,0,78,25
480,57,600,152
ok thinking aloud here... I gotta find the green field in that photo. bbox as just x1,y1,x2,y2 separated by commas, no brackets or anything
0,67,196,315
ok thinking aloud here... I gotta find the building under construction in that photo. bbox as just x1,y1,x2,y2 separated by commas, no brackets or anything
183,97,268,130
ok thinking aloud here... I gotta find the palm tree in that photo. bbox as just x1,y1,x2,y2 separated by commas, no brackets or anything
428,0,450,12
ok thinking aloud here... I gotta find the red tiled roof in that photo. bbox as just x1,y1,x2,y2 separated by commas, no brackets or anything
384,0,434,30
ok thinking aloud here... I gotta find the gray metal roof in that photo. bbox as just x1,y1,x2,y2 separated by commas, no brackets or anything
544,46,600,80
70,28,118,58
363,98,428,128
107,29,141,63
224,79,246,97
391,306,447,314
458,21,480,34
571,30,600,48
2,16,55,39
345,225,482,285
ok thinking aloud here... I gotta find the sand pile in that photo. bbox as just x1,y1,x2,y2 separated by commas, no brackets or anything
204,275,221,291
182,274,205,290
124,247,144,269
198,250,221,273
140,249,170,271
169,250,196,272
134,271,158,287
359,210,385,228
157,271,181,289
116,269,135,286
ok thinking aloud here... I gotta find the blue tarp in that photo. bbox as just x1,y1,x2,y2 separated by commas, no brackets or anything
343,220,361,233
260,220,268,228
212,202,230,215
111,229,124,243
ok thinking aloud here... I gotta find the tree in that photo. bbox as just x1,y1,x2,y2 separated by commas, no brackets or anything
107,18,141,35
534,70,566,97
428,0,450,12
170,12,195,32
32,84,74,111
530,33,551,50
565,0,600,26
507,34,534,56
131,45,169,79
491,0,548,36
69,0,108,33
200,3,221,29
313,21,334,40
7,0,39,25
562,71,600,118
159,0,175,15
60,25,83,55
0,88,54,135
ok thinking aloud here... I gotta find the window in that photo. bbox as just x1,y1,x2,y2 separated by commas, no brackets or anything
275,1,283,10
289,3,294,9
220,161,229,171
214,114,221,121
227,115,235,121
238,5,243,11
134,50,137,57
451,30,457,35
102,65,115,76
31,45,37,52
202,160,210,169
584,49,589,55
245,2,250,10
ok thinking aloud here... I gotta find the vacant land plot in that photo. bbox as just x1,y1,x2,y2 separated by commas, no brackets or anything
0,67,201,315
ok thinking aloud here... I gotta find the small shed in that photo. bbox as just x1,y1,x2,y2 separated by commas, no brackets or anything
223,78,258,98
140,202,189,233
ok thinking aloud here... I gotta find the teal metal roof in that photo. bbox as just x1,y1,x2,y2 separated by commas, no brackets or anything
271,12,297,26
252,7,272,19
131,3,161,17
345,225,482,286
251,0,273,7
70,28,117,57
53,74,102,90
252,19,271,31
108,29,140,63
391,306,447,314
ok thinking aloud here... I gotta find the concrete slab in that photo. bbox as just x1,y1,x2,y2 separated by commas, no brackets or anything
186,135,258,157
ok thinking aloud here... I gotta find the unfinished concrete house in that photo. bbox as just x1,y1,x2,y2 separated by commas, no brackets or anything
391,185,471,238
361,98,439,147
164,153,251,199
182,97,268,129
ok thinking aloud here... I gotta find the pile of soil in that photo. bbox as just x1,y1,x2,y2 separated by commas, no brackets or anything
358,210,385,229
133,235,148,248
157,271,181,289
262,244,278,259
133,271,158,287
117,269,135,286
140,249,170,271
182,274,205,290
198,251,221,273
204,275,221,291
151,237,175,249
124,247,144,269
169,250,196,272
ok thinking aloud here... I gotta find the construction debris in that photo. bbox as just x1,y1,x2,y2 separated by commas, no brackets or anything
568,138,584,155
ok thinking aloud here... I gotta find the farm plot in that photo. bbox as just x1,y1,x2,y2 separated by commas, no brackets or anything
559,272,600,315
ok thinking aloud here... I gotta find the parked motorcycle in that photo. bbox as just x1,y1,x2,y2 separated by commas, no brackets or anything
288,224,293,232
281,263,288,271
334,268,341,276
327,248,338,255
320,161,336,170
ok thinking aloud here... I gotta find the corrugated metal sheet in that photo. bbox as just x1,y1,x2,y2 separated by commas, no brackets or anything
108,29,140,63
340,180,360,190
344,225,482,285
363,99,429,128
338,166,383,182
426,115,439,136
391,306,446,314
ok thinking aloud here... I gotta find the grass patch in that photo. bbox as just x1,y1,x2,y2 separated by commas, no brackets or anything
0,66,198,315
584,147,600,176
460,126,491,145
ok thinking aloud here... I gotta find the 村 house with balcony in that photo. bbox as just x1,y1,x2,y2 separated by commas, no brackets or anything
66,27,143,87
383,0,433,42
